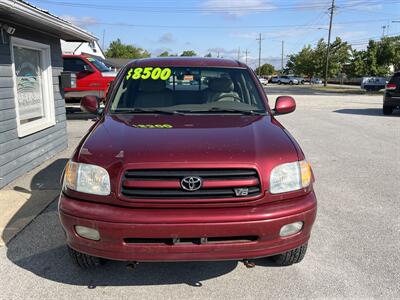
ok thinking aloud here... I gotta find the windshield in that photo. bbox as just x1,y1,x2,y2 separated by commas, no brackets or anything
110,67,266,114
87,57,110,72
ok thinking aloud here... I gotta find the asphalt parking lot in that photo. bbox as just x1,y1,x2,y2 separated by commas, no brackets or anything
0,85,399,299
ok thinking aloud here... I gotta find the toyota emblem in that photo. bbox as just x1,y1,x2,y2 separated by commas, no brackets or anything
181,176,202,191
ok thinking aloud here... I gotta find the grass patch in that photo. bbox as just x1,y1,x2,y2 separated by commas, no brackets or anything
310,85,384,95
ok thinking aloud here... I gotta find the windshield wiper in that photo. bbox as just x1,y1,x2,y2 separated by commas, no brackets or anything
112,108,184,115
209,108,265,115
177,108,265,115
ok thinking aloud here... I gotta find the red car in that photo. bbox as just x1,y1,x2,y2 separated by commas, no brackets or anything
59,57,317,268
62,54,116,101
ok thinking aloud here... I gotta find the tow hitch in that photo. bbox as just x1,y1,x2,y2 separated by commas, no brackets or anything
243,259,256,268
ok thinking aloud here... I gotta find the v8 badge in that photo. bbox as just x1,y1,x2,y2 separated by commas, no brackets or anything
234,188,249,197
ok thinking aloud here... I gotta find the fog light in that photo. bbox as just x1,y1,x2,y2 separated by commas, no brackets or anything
280,221,303,237
75,225,100,241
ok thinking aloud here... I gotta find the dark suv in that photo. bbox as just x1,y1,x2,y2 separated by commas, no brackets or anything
383,72,400,115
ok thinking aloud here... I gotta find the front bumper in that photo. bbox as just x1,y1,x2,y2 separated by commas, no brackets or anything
59,192,317,262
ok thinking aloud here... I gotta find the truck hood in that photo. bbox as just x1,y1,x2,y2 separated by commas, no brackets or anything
78,114,299,169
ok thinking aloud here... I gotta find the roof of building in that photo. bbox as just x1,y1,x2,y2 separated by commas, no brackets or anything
0,0,97,42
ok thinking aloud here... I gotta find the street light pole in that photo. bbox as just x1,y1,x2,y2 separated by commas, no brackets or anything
324,0,335,87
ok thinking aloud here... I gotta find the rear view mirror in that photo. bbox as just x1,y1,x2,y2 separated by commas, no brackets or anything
274,96,296,115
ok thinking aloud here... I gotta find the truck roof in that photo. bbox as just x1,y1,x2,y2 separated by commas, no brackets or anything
127,57,247,69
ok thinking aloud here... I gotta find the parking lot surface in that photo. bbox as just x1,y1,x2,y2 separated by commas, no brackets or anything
0,86,399,299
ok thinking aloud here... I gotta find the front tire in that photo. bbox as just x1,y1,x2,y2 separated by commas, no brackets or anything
383,106,393,115
272,243,308,266
68,246,106,268
277,81,281,85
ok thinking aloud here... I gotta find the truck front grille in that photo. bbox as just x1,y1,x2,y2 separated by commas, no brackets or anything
121,169,262,201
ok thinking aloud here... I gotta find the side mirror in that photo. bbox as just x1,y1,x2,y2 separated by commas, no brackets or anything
80,95,99,114
274,96,296,115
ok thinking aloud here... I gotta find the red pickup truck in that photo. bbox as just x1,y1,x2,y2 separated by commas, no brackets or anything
62,54,116,101
60,57,317,269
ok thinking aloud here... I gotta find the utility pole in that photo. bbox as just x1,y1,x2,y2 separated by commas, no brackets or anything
244,49,249,65
324,0,335,87
281,40,284,74
256,33,264,76
237,47,241,61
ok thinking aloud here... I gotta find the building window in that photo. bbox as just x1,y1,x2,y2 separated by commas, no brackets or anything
10,37,55,137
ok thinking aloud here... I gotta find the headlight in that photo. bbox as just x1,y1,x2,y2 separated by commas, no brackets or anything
64,161,110,195
270,160,311,194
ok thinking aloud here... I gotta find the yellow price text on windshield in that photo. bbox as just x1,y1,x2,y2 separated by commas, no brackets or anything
132,124,173,129
125,67,172,81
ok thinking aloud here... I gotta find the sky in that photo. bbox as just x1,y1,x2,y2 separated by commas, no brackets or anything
29,0,400,68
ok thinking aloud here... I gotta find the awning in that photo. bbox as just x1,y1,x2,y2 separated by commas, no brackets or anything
0,0,97,42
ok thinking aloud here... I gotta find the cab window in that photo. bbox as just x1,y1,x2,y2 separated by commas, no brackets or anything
63,58,91,73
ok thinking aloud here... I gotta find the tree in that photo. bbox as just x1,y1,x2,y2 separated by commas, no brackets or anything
327,37,352,77
286,45,316,77
347,49,368,77
286,37,351,78
105,39,151,59
287,34,399,79
376,36,400,72
255,63,276,76
158,51,170,57
204,52,212,57
180,50,197,57
158,51,177,57
347,37,400,77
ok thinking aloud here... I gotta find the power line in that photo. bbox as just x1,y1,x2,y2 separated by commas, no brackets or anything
32,0,400,13
43,17,400,30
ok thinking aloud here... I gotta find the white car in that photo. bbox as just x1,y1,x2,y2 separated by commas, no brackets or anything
361,77,387,91
276,76,299,85
270,76,279,83
257,76,268,86
311,77,323,84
